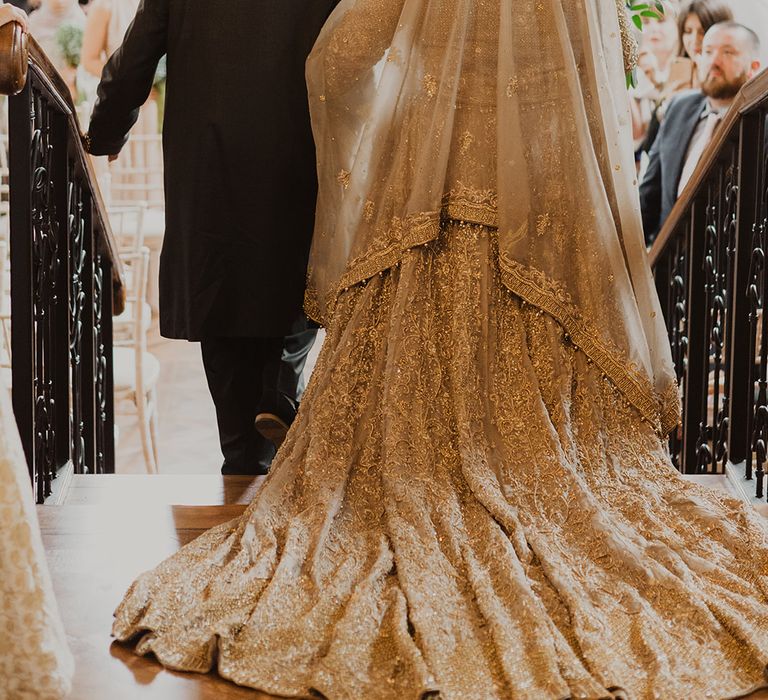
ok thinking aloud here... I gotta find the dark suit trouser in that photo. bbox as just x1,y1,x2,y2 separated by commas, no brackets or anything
201,320,318,474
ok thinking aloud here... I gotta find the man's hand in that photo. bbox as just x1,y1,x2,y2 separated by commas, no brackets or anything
81,132,120,161
0,5,28,32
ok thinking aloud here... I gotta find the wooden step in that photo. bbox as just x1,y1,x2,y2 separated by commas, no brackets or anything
61,473,265,506
40,476,768,699
38,501,276,699
685,470,768,519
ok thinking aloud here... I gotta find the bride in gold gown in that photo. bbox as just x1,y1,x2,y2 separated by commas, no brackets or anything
113,0,768,697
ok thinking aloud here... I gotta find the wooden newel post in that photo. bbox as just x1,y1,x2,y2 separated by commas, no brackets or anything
0,23,28,96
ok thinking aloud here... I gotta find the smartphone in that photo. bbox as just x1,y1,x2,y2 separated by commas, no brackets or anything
668,56,695,87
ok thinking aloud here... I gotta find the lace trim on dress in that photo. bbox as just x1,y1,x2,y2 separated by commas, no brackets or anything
498,254,681,436
304,186,680,436
442,183,498,228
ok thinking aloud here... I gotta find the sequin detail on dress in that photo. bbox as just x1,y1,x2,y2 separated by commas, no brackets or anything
114,224,768,700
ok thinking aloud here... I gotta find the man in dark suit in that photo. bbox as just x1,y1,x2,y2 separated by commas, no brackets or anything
5,0,35,13
86,0,340,474
640,22,762,245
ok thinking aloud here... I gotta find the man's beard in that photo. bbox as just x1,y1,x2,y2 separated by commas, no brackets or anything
701,69,749,100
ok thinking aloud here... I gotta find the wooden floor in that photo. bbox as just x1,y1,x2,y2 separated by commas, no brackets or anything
115,330,324,475
40,498,277,697
62,473,265,506
114,333,222,475
40,474,768,699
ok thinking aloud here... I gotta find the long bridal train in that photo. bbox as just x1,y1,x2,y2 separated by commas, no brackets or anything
112,0,768,696
114,224,768,699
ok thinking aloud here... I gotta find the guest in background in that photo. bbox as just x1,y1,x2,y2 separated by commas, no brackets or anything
668,0,734,91
630,1,680,158
80,0,160,205
79,0,136,80
642,0,735,161
27,0,84,98
640,22,762,245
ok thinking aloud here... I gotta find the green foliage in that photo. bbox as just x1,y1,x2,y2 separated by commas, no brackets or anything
55,23,83,69
625,1,665,88
627,1,665,29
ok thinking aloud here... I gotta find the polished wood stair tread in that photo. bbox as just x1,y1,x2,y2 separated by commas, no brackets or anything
39,497,274,699
39,476,768,699
61,473,265,506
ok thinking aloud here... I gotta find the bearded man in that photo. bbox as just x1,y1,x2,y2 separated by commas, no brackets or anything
640,22,762,244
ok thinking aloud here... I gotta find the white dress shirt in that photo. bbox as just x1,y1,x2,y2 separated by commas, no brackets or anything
677,102,728,197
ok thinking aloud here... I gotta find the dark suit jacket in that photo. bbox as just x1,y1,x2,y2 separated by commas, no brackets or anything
7,0,33,11
640,90,707,245
88,0,339,340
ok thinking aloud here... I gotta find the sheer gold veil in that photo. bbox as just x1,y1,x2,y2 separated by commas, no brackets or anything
305,0,680,435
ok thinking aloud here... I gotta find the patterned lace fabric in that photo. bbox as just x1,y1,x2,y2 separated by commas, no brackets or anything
115,224,768,700
0,389,73,700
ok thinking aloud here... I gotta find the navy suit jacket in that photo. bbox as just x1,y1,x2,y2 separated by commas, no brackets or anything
640,90,707,245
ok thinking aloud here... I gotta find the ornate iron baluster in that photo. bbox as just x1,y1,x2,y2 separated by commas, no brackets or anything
747,109,768,497
30,89,60,498
68,176,87,473
713,155,739,472
747,209,767,489
93,252,111,474
696,199,719,473
682,197,709,474
7,42,122,501
663,232,689,470
762,113,768,498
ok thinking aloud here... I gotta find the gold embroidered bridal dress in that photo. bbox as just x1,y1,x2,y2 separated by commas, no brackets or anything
112,1,768,697
0,385,73,700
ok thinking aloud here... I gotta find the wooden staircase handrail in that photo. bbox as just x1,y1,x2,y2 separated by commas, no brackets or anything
1,34,126,313
0,23,28,95
649,69,768,268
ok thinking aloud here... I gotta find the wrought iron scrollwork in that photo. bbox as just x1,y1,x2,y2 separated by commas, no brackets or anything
651,88,768,493
8,57,120,501
713,163,738,470
694,156,738,476
93,252,108,474
666,235,689,470
28,89,59,500
749,108,768,498
68,177,87,474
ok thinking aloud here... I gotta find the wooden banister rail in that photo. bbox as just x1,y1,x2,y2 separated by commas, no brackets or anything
650,70,768,267
0,22,28,95
2,34,126,502
648,69,768,499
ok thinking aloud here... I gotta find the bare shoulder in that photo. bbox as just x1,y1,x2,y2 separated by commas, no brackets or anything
84,1,112,30
87,0,113,19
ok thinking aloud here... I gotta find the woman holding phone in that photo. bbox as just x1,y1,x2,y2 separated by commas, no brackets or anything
669,0,734,91
635,0,733,161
